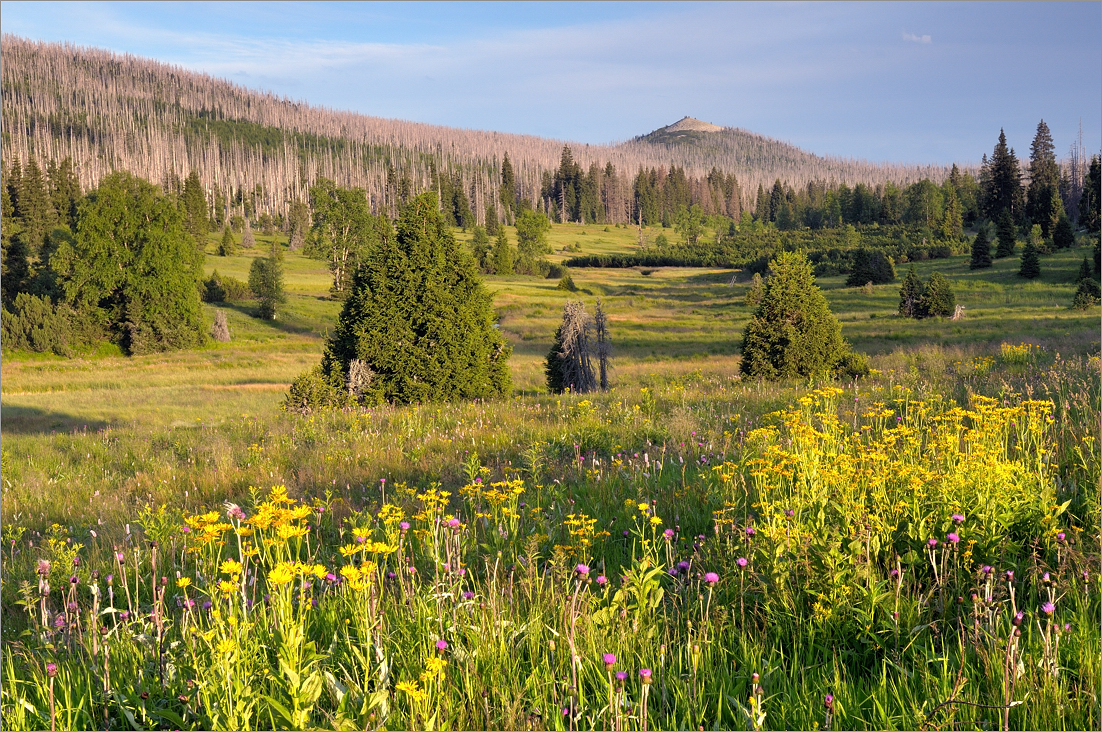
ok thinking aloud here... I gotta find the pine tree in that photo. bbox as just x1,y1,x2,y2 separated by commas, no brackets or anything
491,228,513,275
919,272,955,317
846,249,895,286
218,227,237,256
47,157,81,230
484,202,499,236
939,185,963,242
995,210,1017,258
1076,257,1092,283
1019,239,1041,279
318,192,511,405
1052,215,1075,250
1027,120,1062,237
969,229,993,269
983,130,1024,222
898,265,924,318
740,251,847,380
469,226,490,271
181,170,209,243
249,243,286,319
515,209,551,275
1079,155,1100,232
15,156,56,257
500,153,516,217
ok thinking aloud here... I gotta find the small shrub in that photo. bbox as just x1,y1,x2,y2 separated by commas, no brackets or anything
640,269,656,277
249,247,286,320
846,249,895,286
0,293,73,355
557,273,578,292
1072,278,1101,309
242,224,256,248
218,227,237,256
203,271,251,303
546,263,566,279
283,366,348,414
835,351,870,379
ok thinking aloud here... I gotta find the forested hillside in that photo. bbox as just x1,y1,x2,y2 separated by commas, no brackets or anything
2,35,952,227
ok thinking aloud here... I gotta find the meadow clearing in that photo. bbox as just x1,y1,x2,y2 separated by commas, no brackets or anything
1,224,1099,730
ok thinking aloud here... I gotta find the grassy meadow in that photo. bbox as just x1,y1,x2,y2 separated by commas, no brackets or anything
1,223,1099,730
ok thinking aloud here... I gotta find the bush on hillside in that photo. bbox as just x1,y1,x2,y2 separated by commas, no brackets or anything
740,251,848,380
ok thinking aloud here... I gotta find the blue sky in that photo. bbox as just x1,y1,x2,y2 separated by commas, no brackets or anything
3,1,1099,164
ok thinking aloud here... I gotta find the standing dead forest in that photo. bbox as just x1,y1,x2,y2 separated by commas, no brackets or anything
3,35,960,230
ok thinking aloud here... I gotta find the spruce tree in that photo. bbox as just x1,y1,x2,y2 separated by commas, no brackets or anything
484,202,499,236
740,251,847,380
1078,155,1100,232
969,229,993,269
491,228,513,275
182,170,209,243
47,157,81,230
1019,239,1041,279
500,153,516,216
1076,257,1092,283
318,192,511,405
15,156,55,257
995,210,1017,258
218,227,237,256
1073,278,1101,309
249,243,286,319
919,272,955,318
898,265,924,318
469,226,490,271
1026,120,1061,237
515,209,551,275
1052,215,1075,250
846,249,895,286
983,129,1024,222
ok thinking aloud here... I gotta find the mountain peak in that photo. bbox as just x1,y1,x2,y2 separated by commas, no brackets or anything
662,116,724,133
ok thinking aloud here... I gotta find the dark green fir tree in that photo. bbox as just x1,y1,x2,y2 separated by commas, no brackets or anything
969,229,993,269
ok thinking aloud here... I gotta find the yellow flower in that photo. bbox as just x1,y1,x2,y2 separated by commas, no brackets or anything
277,524,309,540
218,580,237,595
340,565,363,583
227,615,238,626
649,516,663,526
216,638,236,655
311,564,328,579
339,544,361,557
220,559,243,576
637,502,650,513
268,563,295,585
396,680,425,703
177,577,192,589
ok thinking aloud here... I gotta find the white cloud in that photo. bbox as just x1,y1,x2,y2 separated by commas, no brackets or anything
903,32,932,44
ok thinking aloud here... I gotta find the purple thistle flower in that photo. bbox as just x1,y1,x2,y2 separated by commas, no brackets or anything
623,530,629,537
667,567,678,576
325,573,337,582
951,513,965,524
736,557,748,568
890,568,900,578
462,591,474,600
1056,531,1066,543
615,671,628,682
1012,611,1024,626
399,522,410,532
704,572,719,585
436,639,448,652
1006,570,1014,581
46,663,58,678
639,668,652,683
981,565,993,575
745,527,756,537
1064,623,1071,632
663,529,675,540
37,559,50,575
1042,572,1051,583
785,509,794,518
825,693,834,709
575,564,590,577
927,538,938,548
53,614,66,628
678,560,690,571
1041,602,1055,616
596,575,608,586
447,518,461,529
603,653,617,669
947,532,960,545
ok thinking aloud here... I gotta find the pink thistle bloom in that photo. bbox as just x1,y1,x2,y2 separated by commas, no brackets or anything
603,653,617,669
575,564,590,577
704,572,719,585
736,557,748,568
436,639,448,651
1041,602,1055,616
595,575,608,586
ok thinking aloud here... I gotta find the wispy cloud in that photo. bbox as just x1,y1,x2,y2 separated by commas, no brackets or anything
902,32,932,44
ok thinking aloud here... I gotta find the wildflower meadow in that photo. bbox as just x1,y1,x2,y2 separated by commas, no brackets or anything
1,346,1098,731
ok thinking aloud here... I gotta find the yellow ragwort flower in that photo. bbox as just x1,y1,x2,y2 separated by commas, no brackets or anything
268,563,295,585
177,577,192,589
220,559,243,576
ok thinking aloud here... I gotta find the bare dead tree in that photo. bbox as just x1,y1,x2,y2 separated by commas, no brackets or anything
546,300,597,394
593,298,611,391
210,310,231,342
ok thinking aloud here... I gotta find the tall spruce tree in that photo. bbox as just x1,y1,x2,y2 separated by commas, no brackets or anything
1019,239,1041,279
47,157,81,230
995,210,1017,258
249,242,286,319
1053,215,1075,250
1026,120,1062,237
1079,155,1101,232
983,130,1024,222
319,192,511,405
500,153,516,217
15,156,55,257
491,228,513,275
182,170,210,243
969,229,993,269
898,265,924,318
740,251,847,380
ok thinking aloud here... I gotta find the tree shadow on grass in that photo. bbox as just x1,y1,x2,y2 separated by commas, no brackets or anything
0,403,111,435
215,302,324,339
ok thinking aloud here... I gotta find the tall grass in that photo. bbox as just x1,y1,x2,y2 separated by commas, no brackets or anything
2,349,1098,730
